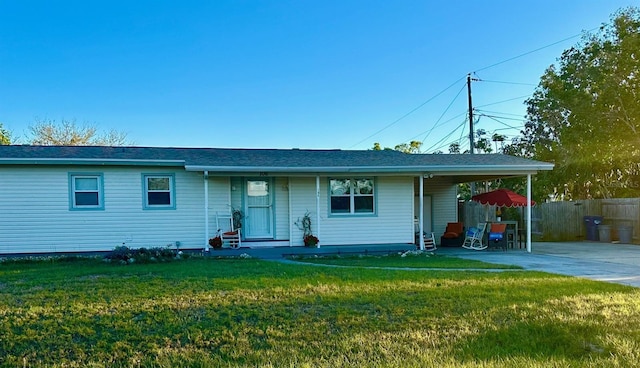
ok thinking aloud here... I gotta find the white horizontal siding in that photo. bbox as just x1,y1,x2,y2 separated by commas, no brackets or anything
0,166,207,254
207,176,232,235
424,178,458,243
273,177,290,240
0,167,459,253
289,176,414,246
289,177,318,246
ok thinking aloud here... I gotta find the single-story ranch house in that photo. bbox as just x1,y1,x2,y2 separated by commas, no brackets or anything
0,145,554,254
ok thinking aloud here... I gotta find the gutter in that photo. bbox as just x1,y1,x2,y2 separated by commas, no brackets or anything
184,163,554,174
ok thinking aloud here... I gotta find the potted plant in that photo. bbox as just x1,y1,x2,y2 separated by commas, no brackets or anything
209,229,223,249
303,234,319,247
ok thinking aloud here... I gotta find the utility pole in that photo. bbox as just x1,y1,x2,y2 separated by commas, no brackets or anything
467,73,474,154
467,73,476,196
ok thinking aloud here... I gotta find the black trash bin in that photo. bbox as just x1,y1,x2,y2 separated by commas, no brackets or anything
583,216,603,241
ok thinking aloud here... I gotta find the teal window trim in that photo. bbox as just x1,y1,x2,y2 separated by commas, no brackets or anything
328,177,377,217
142,173,176,210
68,172,105,211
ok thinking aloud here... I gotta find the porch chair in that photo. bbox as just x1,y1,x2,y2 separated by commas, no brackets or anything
216,212,242,249
461,223,487,250
414,217,436,251
417,232,437,251
440,222,465,247
487,223,508,251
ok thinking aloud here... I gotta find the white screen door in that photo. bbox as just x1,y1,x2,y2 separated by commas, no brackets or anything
245,179,273,238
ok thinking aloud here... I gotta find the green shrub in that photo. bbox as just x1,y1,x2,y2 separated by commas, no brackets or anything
104,245,185,264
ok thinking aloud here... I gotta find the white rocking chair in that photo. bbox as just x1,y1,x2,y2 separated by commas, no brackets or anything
462,223,487,250
415,218,437,251
422,232,437,251
216,212,241,249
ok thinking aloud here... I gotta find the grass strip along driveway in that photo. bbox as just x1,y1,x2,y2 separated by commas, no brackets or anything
287,252,523,269
1,255,639,367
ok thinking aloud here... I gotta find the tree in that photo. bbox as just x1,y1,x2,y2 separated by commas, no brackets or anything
491,133,506,152
513,7,640,199
28,118,131,146
473,129,493,154
0,123,11,145
371,140,421,153
393,140,422,154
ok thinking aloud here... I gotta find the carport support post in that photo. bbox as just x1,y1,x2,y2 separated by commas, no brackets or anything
419,175,425,250
527,174,532,253
316,175,321,248
204,171,210,252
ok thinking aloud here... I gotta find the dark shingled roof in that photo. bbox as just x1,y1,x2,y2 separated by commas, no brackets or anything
0,145,553,173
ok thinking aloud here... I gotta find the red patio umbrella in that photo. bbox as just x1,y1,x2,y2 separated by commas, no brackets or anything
472,189,535,249
471,188,535,207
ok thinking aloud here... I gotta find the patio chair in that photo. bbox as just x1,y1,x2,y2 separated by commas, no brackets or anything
487,223,507,251
417,231,437,251
414,224,437,251
462,223,487,250
440,222,465,247
216,212,242,249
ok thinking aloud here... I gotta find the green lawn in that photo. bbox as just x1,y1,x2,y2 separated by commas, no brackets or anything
288,252,522,269
1,256,639,367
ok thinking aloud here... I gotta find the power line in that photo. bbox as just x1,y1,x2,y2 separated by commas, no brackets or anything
477,113,526,122
473,26,599,73
475,109,525,117
475,94,531,108
420,82,467,145
403,110,468,144
480,114,525,131
350,26,596,151
348,75,466,148
423,118,468,153
477,79,537,87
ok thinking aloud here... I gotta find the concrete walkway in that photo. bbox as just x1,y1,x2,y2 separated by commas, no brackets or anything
209,241,640,288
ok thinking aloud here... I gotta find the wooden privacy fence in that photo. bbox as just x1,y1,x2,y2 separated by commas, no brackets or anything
462,198,640,243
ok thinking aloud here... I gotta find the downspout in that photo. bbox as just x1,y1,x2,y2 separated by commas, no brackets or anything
419,176,425,250
316,175,321,248
527,174,532,253
204,171,209,252
288,178,292,247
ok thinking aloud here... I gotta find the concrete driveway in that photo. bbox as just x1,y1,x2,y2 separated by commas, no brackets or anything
440,242,640,288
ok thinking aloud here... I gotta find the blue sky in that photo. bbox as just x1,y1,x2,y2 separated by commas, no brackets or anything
0,1,635,151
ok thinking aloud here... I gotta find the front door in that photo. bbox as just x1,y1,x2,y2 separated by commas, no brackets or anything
244,179,274,239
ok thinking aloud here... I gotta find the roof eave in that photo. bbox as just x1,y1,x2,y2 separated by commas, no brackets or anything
0,158,185,166
185,163,555,174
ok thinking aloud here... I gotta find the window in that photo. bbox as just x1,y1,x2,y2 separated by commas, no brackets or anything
143,174,175,209
70,174,104,210
329,178,375,214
